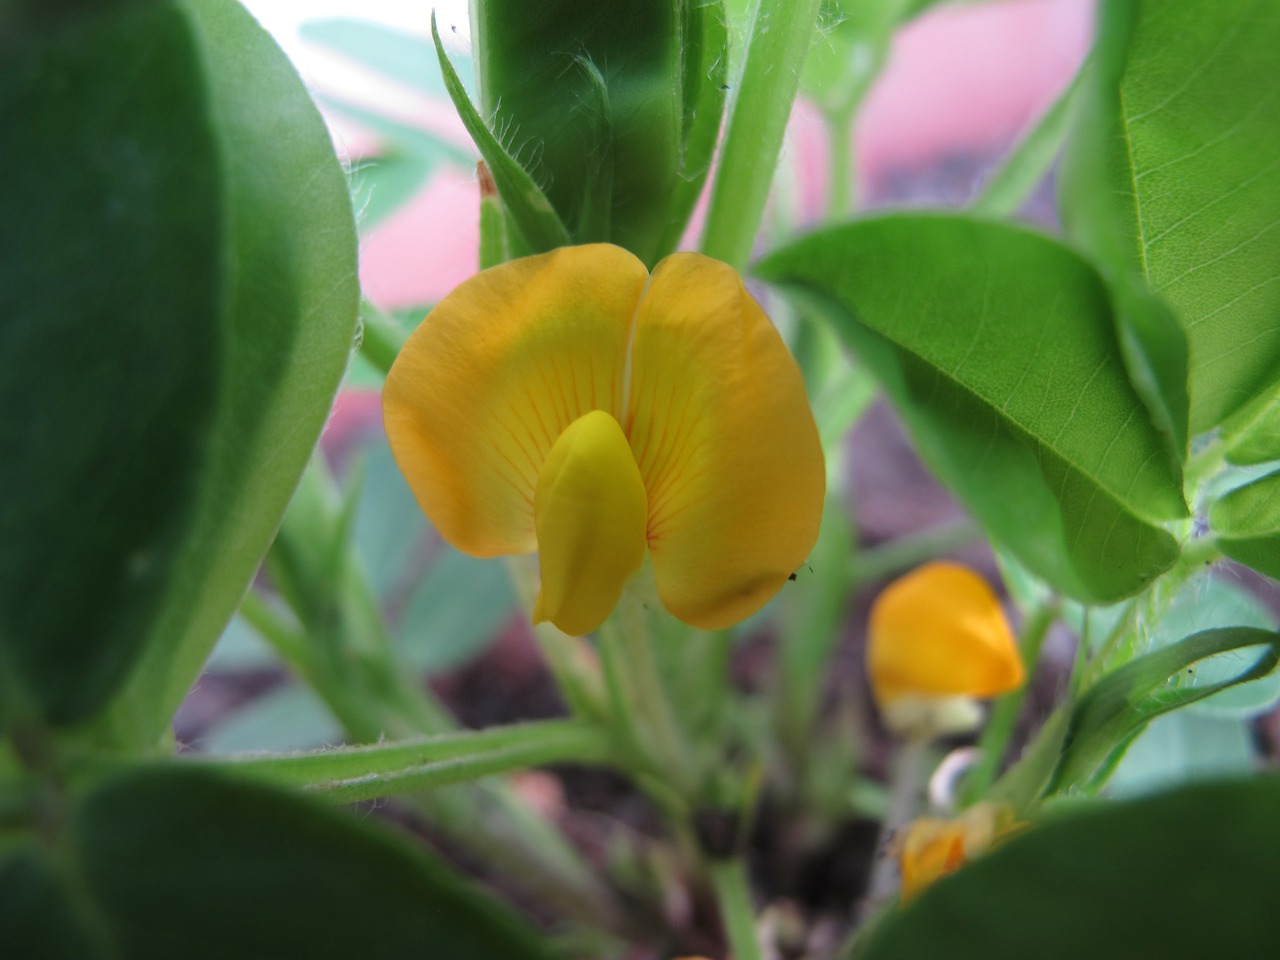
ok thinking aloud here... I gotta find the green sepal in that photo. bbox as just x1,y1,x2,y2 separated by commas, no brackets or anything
431,14,571,256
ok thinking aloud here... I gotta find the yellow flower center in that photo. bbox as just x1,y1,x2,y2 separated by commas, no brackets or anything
531,410,648,636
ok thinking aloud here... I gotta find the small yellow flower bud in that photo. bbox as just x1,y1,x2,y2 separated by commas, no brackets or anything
867,562,1024,738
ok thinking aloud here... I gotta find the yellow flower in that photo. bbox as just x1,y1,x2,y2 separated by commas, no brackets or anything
897,802,1020,901
384,244,824,636
867,562,1024,738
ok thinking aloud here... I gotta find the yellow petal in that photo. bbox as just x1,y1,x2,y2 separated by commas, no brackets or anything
383,244,648,556
624,253,825,630
898,802,1019,901
867,562,1025,705
532,410,648,636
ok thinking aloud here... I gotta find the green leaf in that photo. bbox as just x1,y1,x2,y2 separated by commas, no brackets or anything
352,441,428,599
0,765,561,959
1211,468,1280,581
1222,385,1280,465
0,1,223,726
1052,627,1280,793
430,15,571,256
861,778,1280,960
757,214,1184,603
107,0,360,744
1060,0,1280,434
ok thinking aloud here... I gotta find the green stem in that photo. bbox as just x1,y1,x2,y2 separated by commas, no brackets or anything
825,108,856,221
960,598,1060,806
867,737,929,902
849,519,985,587
597,580,696,801
969,62,1084,219
709,858,764,960
356,298,407,377
215,720,602,789
701,0,824,268
222,725,612,805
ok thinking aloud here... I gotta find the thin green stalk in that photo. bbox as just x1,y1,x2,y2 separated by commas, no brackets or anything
960,598,1060,806
867,737,929,902
356,298,407,377
709,858,764,960
969,62,1084,218
216,719,602,789
825,107,856,221
701,0,824,268
598,580,697,800
849,519,984,587
506,557,610,721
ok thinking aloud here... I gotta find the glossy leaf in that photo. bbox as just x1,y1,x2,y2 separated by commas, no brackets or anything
1211,468,1280,582
1060,0,1280,434
108,0,360,743
1,766,560,959
757,215,1184,603
861,778,1280,960
0,1,222,726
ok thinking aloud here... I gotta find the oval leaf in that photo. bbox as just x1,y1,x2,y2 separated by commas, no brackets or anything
862,778,1280,960
0,1,223,725
0,766,560,960
757,214,1184,603
108,0,361,742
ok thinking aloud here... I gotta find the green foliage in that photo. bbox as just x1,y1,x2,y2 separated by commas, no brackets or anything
1060,0,1280,436
860,778,1280,960
0,766,559,959
0,0,223,727
1211,468,1280,581
757,215,1184,603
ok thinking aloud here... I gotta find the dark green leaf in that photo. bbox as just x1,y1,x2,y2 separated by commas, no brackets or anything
5,765,560,959
862,778,1280,960
0,1,222,725
1211,468,1280,581
757,214,1184,603
0,847,103,959
431,15,571,255
1060,0,1280,434
107,0,360,743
